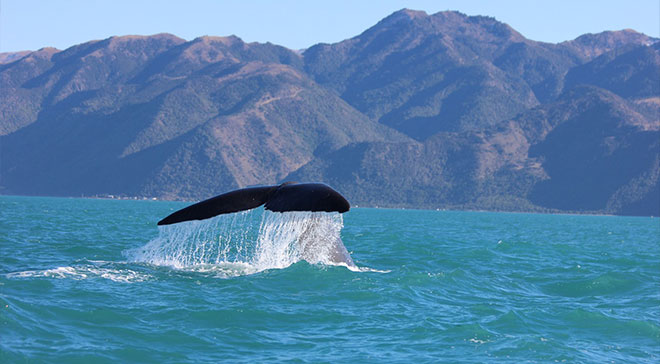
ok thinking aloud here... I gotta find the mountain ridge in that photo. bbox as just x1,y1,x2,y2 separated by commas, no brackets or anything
1,9,658,215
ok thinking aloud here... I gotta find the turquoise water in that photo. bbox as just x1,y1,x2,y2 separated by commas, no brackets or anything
1,195,659,363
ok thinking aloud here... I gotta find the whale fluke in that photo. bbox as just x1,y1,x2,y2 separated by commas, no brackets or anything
157,186,278,225
157,182,350,225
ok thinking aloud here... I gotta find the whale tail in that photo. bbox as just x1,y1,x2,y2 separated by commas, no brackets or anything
157,182,350,226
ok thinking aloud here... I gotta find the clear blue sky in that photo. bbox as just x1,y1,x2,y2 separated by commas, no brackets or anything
1,0,658,52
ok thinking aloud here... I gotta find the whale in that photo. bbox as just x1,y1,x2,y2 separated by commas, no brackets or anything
157,182,354,267
157,182,350,225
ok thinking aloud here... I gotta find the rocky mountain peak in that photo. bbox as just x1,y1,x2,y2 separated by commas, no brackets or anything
562,29,658,60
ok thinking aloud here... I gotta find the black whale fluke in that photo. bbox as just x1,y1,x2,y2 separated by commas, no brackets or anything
156,185,278,226
157,183,350,226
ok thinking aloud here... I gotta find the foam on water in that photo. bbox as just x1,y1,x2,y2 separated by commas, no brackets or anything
7,262,151,283
124,209,358,275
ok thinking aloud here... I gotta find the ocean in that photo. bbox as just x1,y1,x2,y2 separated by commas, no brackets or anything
1,195,659,363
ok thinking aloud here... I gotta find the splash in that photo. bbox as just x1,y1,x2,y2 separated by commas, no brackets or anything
124,209,356,274
7,261,152,283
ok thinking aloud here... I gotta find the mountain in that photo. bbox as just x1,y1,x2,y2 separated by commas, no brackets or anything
528,87,659,215
1,9,658,215
303,10,539,139
564,42,660,99
286,87,658,213
0,35,404,199
560,29,657,60
303,11,656,141
0,51,32,64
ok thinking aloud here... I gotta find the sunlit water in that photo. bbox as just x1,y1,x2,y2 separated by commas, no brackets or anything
1,196,659,363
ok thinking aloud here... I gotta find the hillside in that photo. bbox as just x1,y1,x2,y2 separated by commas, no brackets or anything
0,35,403,199
287,86,658,214
1,9,658,215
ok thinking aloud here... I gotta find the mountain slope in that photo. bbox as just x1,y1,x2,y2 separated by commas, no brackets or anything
560,29,657,60
528,87,659,214
564,42,660,99
304,10,539,139
0,36,405,199
1,10,658,215
286,86,659,215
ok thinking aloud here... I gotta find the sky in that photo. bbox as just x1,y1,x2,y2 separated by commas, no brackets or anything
1,0,659,53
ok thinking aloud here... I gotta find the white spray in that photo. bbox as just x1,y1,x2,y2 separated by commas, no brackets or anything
125,209,355,273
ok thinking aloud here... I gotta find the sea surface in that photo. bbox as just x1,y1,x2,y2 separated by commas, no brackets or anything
1,195,659,363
